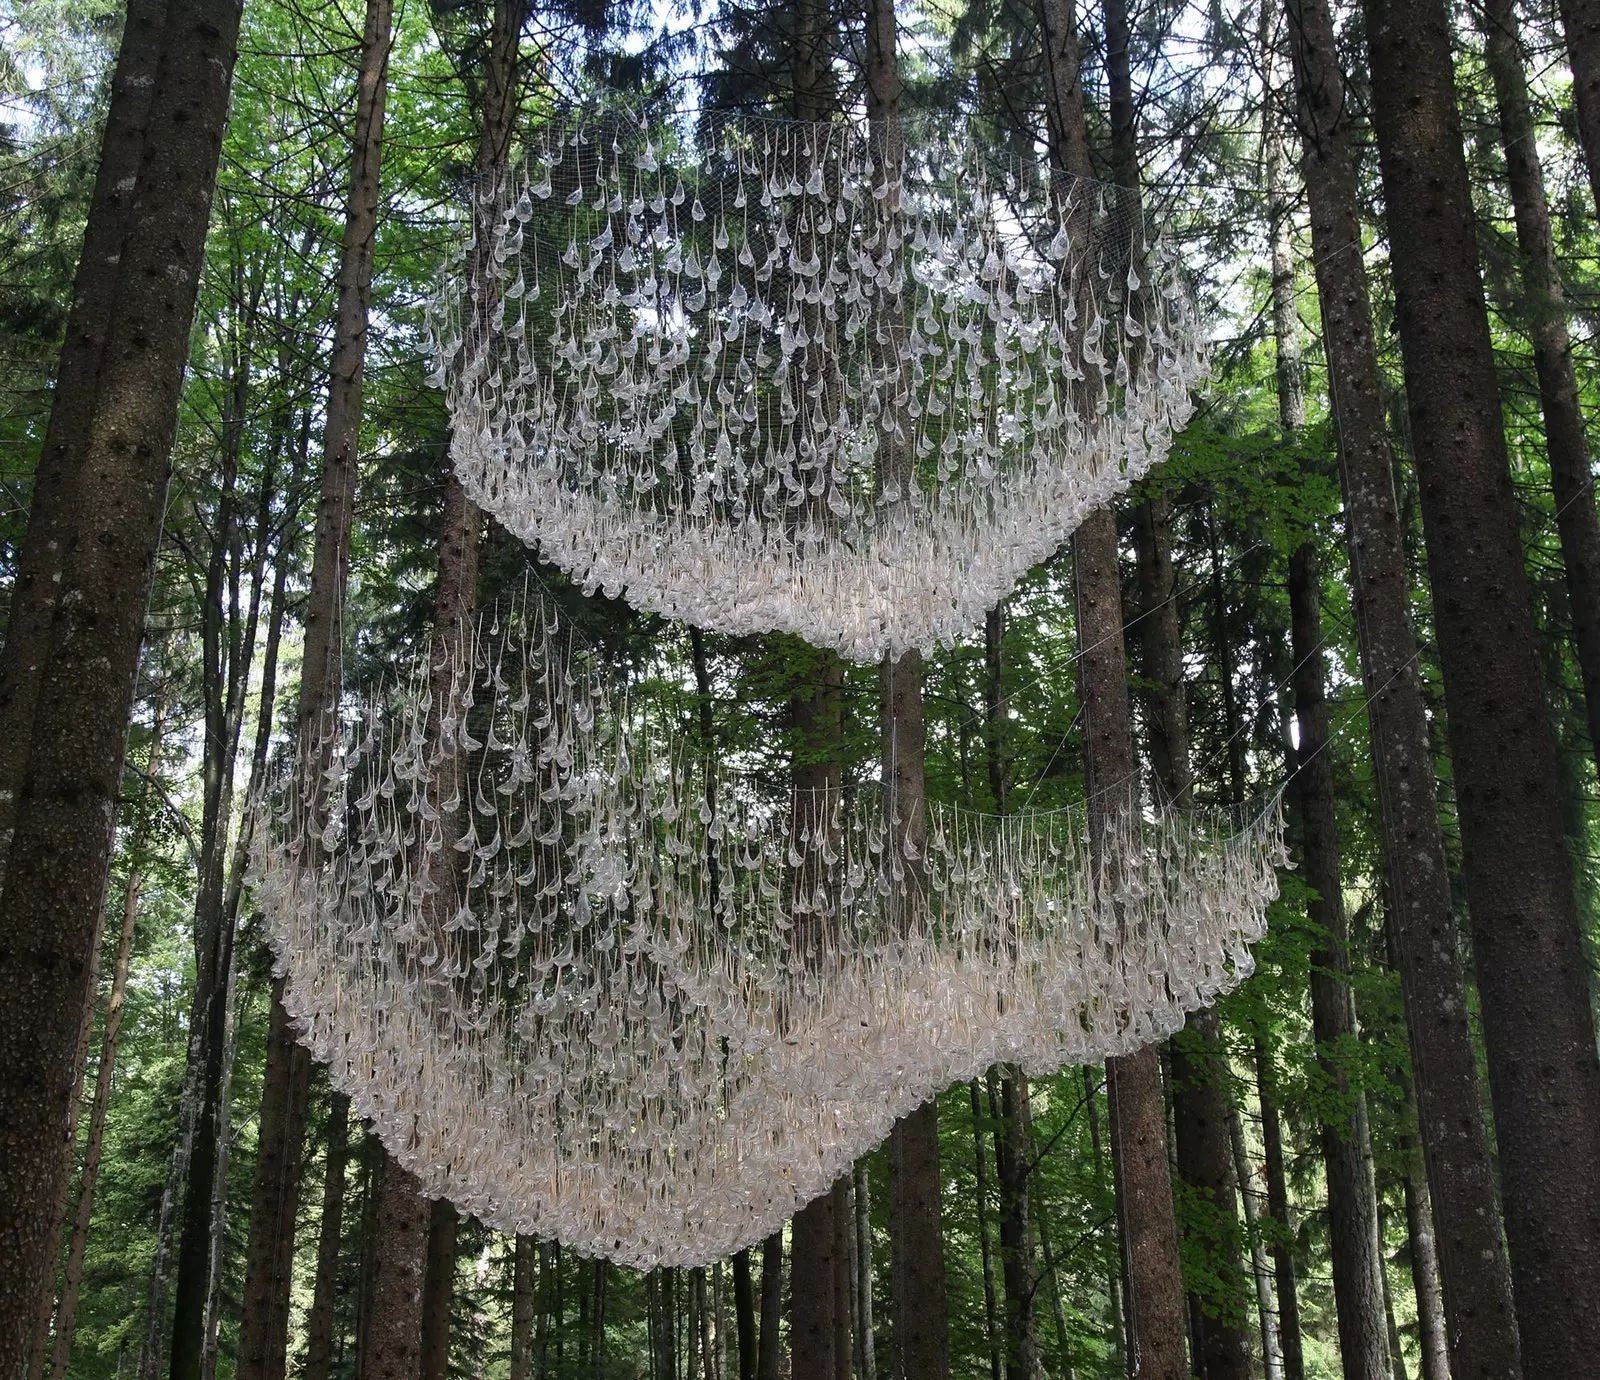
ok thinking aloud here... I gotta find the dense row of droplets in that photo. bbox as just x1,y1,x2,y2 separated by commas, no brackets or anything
429,106,1209,661
254,596,1283,1267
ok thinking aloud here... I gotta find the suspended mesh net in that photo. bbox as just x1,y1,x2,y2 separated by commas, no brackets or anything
430,104,1208,662
255,596,1283,1267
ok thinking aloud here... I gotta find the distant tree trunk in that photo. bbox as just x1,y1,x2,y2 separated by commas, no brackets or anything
971,1081,1004,1380
732,1252,755,1380
697,1268,716,1380
1555,0,1600,214
0,0,244,1354
199,964,244,1380
832,1180,853,1380
1132,481,1253,1380
1399,1146,1449,1380
1481,0,1600,765
1253,1041,1304,1380
0,0,165,868
853,1162,876,1380
304,1092,352,1380
509,1238,535,1380
1364,0,1600,1368
1286,539,1391,1380
1224,1098,1283,1380
1166,1015,1253,1380
1082,1068,1124,1363
756,1234,782,1380
1034,1209,1075,1379
983,610,1040,1380
238,0,392,1361
359,1167,429,1380
863,3,948,1375
1285,1,1530,1374
1379,1263,1407,1380
420,1200,456,1380
1041,7,1187,1377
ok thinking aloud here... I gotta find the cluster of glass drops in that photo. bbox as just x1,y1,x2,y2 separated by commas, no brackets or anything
255,597,1284,1267
430,107,1208,662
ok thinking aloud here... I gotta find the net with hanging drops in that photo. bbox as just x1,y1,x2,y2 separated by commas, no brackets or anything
254,594,1284,1268
429,102,1208,662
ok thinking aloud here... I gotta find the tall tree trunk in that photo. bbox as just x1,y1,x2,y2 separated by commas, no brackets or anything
304,1092,352,1380
1481,0,1600,766
853,1162,876,1380
1132,485,1253,1380
983,609,1040,1380
756,1234,781,1380
1225,1095,1283,1380
0,0,243,1355
1253,1041,1305,1380
791,1187,836,1379
238,0,392,1361
0,0,165,871
359,1164,429,1380
1034,1208,1075,1379
1260,37,1388,1363
863,3,949,1375
1040,1,1187,1375
1082,1069,1124,1364
509,1238,534,1380
1286,539,1390,1380
732,1251,755,1380
1555,0,1600,215
971,1081,1004,1380
1363,0,1600,1368
1285,1,1531,1374
832,1181,853,1380
1399,1141,1449,1380
420,1202,457,1380
1166,1014,1253,1380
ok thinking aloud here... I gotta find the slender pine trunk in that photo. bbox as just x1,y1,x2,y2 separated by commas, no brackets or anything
420,1202,457,1380
732,1252,755,1380
1556,0,1600,214
509,1238,534,1380
238,0,392,1359
303,1092,352,1380
971,1080,1004,1380
854,1162,876,1380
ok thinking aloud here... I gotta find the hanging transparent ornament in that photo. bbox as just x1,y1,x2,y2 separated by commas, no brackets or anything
253,594,1284,1269
429,105,1208,662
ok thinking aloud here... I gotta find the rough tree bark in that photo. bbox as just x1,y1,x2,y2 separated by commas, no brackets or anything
0,0,244,1361
1362,0,1600,1370
358,1163,429,1380
1481,0,1600,766
0,0,165,872
509,1238,534,1380
1284,0,1528,1373
420,1201,457,1380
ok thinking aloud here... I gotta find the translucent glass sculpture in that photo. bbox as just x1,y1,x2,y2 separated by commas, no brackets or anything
255,598,1283,1267
430,106,1208,661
